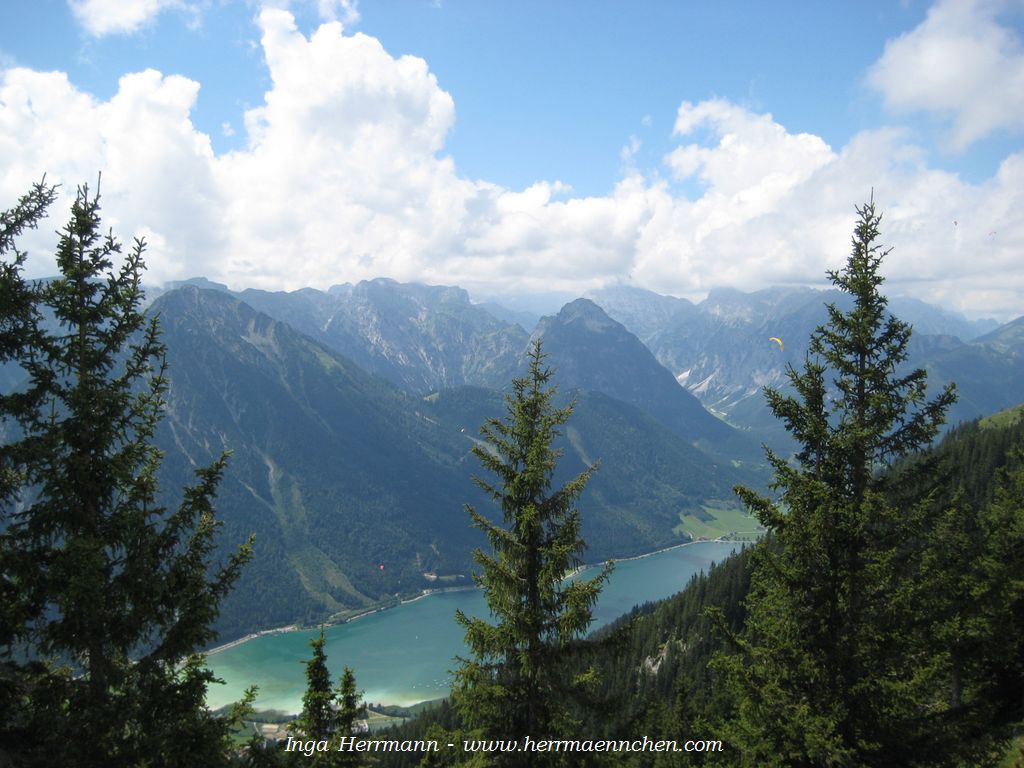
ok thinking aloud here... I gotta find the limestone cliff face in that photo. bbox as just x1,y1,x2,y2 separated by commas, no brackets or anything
235,278,528,394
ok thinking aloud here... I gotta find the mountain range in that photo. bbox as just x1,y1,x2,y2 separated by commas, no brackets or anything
585,285,1021,448
14,276,1018,642
147,285,759,640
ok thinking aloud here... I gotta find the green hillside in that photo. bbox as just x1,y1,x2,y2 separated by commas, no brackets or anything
980,402,1024,429
154,286,484,639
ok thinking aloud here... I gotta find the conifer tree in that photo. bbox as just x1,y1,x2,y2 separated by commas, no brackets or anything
0,182,253,766
295,630,337,746
719,197,956,766
452,340,611,765
979,448,1024,725
901,444,1024,762
291,630,364,766
335,666,363,767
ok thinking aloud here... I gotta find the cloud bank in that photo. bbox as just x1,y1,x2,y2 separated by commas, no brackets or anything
3,3,1022,320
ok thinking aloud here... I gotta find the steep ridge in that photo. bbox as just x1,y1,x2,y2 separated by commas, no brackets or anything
153,286,481,638
533,299,761,461
424,386,762,555
917,315,1024,424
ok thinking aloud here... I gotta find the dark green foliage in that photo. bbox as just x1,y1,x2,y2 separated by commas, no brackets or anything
336,666,363,767
0,182,253,766
563,545,755,766
0,180,59,654
881,409,1024,758
452,340,611,765
96,284,765,643
978,449,1024,725
150,285,487,639
424,386,762,562
571,411,1021,766
295,631,337,745
288,629,365,766
719,197,962,766
597,413,1024,768
890,437,1024,761
365,547,754,768
379,409,1023,768
893,413,1024,511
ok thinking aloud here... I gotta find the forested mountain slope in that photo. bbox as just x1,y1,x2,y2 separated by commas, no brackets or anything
149,287,763,641
154,285,482,638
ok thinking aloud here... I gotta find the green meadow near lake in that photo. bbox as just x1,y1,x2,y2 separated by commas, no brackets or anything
205,540,738,712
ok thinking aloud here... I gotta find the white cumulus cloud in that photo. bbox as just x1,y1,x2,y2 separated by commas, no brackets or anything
317,0,360,25
67,0,187,36
0,67,224,284
2,7,1022,320
868,0,1024,150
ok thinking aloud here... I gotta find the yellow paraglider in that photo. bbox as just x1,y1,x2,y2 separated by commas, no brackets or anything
769,337,784,351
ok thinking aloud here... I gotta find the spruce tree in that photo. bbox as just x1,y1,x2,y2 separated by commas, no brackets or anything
291,630,364,766
719,197,956,766
295,630,337,746
335,666,363,767
901,445,1024,762
452,340,611,765
979,448,1024,727
0,182,253,766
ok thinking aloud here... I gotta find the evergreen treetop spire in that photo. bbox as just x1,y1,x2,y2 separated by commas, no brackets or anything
723,196,958,766
453,339,611,763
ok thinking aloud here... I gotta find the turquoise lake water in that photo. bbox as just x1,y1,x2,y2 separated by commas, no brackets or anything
205,541,738,712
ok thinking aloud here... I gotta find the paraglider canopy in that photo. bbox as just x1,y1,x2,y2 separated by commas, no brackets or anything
769,337,784,351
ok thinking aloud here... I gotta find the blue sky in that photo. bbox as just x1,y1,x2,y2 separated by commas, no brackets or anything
1,0,1022,319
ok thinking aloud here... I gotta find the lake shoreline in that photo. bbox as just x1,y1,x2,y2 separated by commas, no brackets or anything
204,536,753,659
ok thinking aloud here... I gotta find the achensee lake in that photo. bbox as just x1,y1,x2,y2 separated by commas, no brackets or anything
206,541,739,712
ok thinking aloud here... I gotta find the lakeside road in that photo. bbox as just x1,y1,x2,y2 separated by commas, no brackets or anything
204,537,755,659
205,624,299,657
